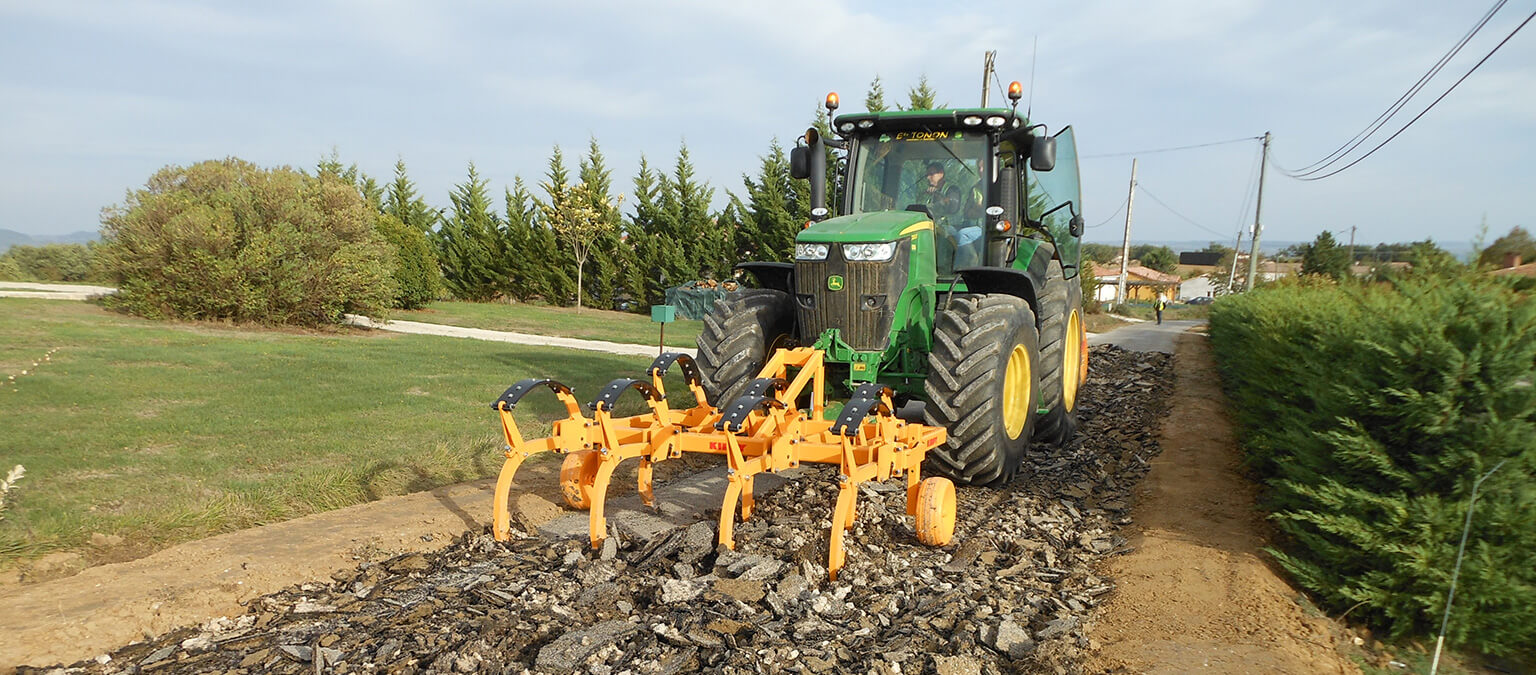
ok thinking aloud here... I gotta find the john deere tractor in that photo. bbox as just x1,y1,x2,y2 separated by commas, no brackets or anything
697,85,1088,487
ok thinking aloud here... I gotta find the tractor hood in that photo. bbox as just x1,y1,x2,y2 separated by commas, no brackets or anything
796,210,933,244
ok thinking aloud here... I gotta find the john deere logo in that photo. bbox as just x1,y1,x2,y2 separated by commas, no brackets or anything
827,275,844,291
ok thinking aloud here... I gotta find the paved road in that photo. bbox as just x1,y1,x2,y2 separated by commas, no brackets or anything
1088,319,1204,354
0,281,117,300
343,314,690,358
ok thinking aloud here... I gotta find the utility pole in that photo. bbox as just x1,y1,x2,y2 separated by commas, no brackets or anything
1348,225,1357,270
1116,158,1137,308
980,51,996,107
1244,131,1272,291
1227,228,1244,294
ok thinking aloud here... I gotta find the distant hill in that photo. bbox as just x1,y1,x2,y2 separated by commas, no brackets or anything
0,228,99,253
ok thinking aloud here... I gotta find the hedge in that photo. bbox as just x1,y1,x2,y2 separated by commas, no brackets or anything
1208,274,1536,658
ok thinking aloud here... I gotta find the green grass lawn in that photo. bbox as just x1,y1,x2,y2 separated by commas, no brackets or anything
394,301,704,349
0,299,678,568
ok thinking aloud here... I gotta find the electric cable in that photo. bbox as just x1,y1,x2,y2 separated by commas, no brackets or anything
1080,136,1261,159
1135,183,1234,239
1086,195,1128,229
1282,0,1507,177
1287,8,1535,181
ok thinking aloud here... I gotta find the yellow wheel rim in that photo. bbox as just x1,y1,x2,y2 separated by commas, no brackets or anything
1064,310,1083,412
1003,343,1031,439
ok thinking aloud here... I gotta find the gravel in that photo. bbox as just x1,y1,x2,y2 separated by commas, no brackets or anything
22,345,1172,674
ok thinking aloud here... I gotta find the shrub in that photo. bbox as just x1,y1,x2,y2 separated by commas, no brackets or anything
1209,272,1536,658
376,214,442,309
0,255,24,281
97,158,396,326
0,243,100,282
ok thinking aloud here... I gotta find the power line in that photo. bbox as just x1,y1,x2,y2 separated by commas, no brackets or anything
1086,195,1128,229
1233,143,1263,234
1135,183,1233,239
1080,136,1262,159
1286,8,1536,181
1283,0,1508,177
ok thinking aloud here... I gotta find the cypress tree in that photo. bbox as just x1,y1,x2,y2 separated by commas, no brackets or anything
435,162,506,301
864,75,888,112
906,74,940,111
386,159,439,233
628,156,688,305
738,140,799,262
662,143,722,279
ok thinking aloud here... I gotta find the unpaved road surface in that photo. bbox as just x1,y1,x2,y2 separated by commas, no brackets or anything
1088,319,1203,354
1084,333,1358,674
0,453,717,671
15,346,1175,673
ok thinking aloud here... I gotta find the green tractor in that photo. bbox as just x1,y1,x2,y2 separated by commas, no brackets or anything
696,86,1089,487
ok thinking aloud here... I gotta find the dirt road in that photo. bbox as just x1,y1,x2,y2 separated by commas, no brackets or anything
1085,332,1359,674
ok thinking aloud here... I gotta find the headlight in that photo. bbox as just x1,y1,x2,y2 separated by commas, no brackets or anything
842,241,897,262
795,243,830,260
962,115,983,126
839,122,856,132
986,115,1007,127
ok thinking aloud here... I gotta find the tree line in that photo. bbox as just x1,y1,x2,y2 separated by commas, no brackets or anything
9,73,1003,319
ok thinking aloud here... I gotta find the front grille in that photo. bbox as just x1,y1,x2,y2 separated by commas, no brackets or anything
795,246,909,351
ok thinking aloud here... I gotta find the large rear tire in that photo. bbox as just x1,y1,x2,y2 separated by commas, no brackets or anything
695,289,796,407
923,294,1041,487
1035,259,1086,446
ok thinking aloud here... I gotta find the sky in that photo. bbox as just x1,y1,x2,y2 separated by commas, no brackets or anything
1,0,1532,249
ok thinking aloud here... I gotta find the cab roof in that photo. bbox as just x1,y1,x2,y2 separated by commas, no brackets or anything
832,108,1028,133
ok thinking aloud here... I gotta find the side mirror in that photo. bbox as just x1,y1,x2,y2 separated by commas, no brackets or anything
789,146,811,179
1030,136,1057,172
1069,214,1084,237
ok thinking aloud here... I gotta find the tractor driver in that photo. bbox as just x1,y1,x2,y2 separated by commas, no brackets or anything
919,161,984,270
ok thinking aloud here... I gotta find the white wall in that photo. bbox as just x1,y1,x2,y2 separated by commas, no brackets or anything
1179,275,1216,300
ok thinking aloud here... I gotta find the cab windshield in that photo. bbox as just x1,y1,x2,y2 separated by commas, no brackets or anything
849,130,989,276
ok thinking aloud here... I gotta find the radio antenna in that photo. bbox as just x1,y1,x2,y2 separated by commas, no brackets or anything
1026,36,1038,120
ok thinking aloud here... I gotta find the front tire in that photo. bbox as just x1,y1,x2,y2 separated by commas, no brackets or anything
695,289,796,407
923,294,1041,487
1035,259,1086,446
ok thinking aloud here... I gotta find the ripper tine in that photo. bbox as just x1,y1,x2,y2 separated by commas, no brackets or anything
490,347,954,579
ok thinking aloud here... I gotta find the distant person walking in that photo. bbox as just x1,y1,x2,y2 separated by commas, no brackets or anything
1154,297,1167,325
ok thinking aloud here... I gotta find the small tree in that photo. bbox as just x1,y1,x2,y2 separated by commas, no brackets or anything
906,74,940,111
541,181,621,311
375,213,441,309
864,75,888,112
1301,230,1351,280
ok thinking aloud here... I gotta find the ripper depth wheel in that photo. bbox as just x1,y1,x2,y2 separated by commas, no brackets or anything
914,477,957,546
560,449,602,510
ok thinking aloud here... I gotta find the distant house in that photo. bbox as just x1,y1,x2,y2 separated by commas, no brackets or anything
1178,251,1224,267
1178,274,1218,300
1091,262,1181,303
1489,254,1536,277
1256,261,1300,282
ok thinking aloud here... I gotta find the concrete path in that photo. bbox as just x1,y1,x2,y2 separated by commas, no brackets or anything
1088,319,1205,354
0,281,116,300
343,314,693,358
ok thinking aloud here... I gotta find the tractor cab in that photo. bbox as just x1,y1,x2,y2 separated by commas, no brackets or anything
844,125,993,276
